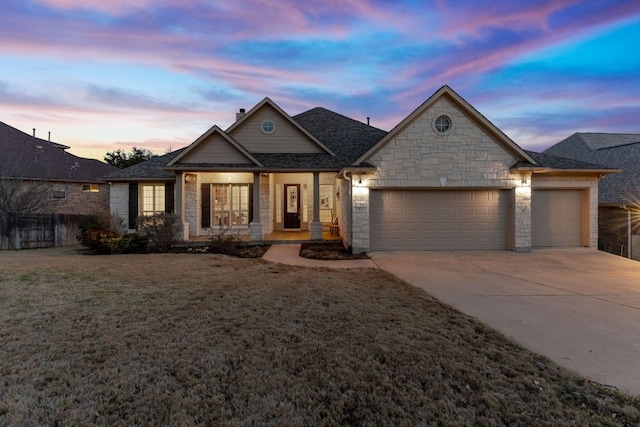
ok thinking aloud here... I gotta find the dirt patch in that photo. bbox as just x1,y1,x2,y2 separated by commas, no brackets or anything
299,242,369,260
1,246,638,426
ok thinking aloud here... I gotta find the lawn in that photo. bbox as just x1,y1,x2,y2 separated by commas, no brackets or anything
1,246,639,426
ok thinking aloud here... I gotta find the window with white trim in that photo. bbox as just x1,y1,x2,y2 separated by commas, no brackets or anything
212,184,251,226
141,184,165,216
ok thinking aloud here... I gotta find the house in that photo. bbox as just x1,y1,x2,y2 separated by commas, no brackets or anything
0,121,117,215
544,133,639,258
105,86,617,253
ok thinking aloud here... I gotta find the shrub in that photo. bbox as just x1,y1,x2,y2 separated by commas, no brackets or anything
79,229,122,255
78,213,147,254
136,213,183,253
207,224,241,254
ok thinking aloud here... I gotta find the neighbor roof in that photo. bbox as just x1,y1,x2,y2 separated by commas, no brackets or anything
544,132,640,205
0,121,117,182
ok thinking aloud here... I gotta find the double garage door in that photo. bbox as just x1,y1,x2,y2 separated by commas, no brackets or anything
369,189,584,251
370,190,509,250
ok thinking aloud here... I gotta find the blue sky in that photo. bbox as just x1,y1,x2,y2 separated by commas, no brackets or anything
1,0,639,160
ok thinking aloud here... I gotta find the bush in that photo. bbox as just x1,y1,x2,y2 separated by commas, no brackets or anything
78,213,147,254
136,213,183,253
207,225,241,254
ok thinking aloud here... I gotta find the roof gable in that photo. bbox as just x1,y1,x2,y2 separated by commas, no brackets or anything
354,85,538,166
226,98,335,155
167,125,262,167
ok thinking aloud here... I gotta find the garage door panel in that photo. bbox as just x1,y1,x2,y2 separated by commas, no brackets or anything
532,190,582,247
370,190,508,250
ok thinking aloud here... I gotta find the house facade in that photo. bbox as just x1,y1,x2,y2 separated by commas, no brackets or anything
545,133,639,259
0,122,117,215
106,86,616,253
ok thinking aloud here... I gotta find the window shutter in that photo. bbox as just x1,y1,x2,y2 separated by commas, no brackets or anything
248,184,254,223
128,183,138,229
165,182,175,214
201,183,210,228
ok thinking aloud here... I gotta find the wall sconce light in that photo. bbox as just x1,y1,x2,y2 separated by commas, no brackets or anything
184,174,197,183
336,190,340,200
521,177,528,185
358,175,362,184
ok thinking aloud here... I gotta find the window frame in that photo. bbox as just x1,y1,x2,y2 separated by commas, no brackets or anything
210,183,252,227
82,183,100,192
433,115,452,134
141,184,166,216
52,184,67,199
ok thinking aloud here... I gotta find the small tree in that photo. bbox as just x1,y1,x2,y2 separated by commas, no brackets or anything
136,213,183,252
104,147,156,169
0,177,53,213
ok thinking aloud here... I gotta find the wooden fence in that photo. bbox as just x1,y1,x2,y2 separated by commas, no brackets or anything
0,212,85,250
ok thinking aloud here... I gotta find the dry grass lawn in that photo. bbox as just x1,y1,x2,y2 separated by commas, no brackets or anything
1,246,639,426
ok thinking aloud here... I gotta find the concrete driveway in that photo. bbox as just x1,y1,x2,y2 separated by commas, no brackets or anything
370,248,640,396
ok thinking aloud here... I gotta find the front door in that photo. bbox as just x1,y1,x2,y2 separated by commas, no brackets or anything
284,184,301,229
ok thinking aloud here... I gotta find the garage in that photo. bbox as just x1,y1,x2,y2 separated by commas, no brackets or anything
369,189,509,250
531,189,583,247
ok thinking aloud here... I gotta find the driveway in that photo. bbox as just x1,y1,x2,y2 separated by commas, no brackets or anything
370,248,640,396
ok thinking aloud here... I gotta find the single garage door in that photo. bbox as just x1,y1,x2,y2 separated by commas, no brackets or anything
370,190,509,250
531,189,583,247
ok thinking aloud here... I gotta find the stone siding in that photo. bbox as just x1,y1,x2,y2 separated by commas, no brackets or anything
354,97,527,253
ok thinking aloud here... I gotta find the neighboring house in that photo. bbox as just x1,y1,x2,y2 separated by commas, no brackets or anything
105,86,616,253
544,133,640,258
0,121,117,215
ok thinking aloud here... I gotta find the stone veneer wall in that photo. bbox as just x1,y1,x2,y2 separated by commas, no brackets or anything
353,97,526,253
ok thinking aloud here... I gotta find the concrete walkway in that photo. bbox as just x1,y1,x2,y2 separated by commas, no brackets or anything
262,244,377,269
370,248,640,396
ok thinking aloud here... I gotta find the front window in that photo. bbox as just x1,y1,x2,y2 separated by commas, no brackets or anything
212,184,251,226
142,184,165,216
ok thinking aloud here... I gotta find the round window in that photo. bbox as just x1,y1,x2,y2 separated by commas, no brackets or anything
261,120,275,134
434,115,451,134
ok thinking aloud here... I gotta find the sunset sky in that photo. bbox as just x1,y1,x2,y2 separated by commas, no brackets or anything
1,0,639,161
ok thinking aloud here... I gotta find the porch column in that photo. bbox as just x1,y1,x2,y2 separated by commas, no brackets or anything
249,172,263,242
310,171,323,240
175,172,189,241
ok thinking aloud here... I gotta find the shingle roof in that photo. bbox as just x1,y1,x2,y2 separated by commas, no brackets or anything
0,121,118,182
544,132,640,204
522,150,614,170
292,107,387,166
104,148,186,180
105,107,386,179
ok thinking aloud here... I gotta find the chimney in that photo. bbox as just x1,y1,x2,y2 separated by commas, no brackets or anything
33,128,36,137
236,108,246,121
